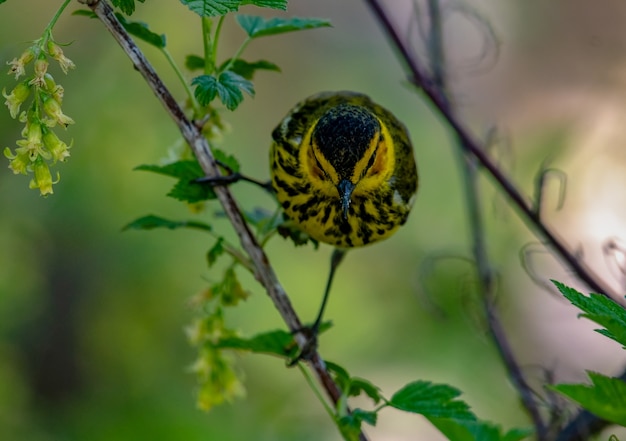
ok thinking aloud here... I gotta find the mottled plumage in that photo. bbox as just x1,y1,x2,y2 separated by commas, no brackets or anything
270,91,418,248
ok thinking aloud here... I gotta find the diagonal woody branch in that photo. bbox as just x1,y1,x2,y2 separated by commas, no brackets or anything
76,0,361,435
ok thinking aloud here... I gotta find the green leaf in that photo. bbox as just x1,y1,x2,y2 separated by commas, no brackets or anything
502,427,534,441
116,13,166,48
123,215,212,232
135,161,202,179
192,72,254,110
180,0,242,17
216,322,332,358
135,161,217,203
186,54,205,71
220,267,250,306
349,378,382,404
236,15,331,39
550,371,626,426
214,148,240,173
325,361,350,387
552,280,626,348
111,0,145,15
428,418,532,441
0,0,7,5
338,408,378,441
72,10,98,18
390,381,476,420
216,329,295,357
216,71,254,110
241,0,287,10
192,75,219,106
207,237,225,267
219,59,280,80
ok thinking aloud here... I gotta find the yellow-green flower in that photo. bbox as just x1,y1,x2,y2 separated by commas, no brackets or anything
2,82,31,118
42,94,74,127
16,122,46,159
47,41,75,74
29,157,57,196
29,56,49,88
4,146,31,175
7,47,36,80
43,129,71,163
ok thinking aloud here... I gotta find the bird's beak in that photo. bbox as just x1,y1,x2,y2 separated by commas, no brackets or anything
337,179,355,220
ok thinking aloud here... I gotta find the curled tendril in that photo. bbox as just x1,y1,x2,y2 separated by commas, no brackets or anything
602,237,626,287
534,161,568,219
520,242,564,297
404,0,500,85
416,250,501,333
416,250,475,318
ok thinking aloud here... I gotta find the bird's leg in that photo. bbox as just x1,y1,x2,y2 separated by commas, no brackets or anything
288,248,347,365
195,160,274,193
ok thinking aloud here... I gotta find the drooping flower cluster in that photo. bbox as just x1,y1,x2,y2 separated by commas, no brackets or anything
3,38,75,196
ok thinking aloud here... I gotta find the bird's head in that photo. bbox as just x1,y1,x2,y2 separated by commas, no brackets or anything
308,103,388,219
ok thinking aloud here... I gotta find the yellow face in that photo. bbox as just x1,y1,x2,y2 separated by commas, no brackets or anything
300,116,396,203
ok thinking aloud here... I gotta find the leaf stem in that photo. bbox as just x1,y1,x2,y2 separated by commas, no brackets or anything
202,16,213,74
160,47,200,114
211,15,226,71
45,0,73,35
220,37,251,73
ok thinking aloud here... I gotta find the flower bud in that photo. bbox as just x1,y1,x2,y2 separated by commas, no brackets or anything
47,41,75,74
7,47,36,79
2,82,31,118
4,146,30,175
29,56,49,88
29,157,55,196
42,94,74,127
43,129,71,163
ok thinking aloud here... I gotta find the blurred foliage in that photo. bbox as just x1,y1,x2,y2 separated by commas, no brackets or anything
3,0,626,440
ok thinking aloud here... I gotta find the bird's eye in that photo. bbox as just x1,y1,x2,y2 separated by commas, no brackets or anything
362,150,377,178
313,154,330,179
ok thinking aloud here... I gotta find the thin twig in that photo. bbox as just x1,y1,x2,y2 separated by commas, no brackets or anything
78,1,365,438
364,0,621,304
423,0,548,436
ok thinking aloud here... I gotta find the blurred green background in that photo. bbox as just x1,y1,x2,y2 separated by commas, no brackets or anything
2,1,626,440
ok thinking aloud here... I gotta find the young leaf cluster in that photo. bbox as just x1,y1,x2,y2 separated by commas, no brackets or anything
551,281,626,429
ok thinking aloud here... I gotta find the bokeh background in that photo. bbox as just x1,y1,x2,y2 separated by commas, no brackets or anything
2,1,626,440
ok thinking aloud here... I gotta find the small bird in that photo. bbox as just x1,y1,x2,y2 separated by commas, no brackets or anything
269,91,418,346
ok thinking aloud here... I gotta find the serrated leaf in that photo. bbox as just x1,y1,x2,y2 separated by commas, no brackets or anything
207,237,225,267
220,267,250,306
390,381,476,420
169,177,217,203
112,0,145,15
338,409,378,441
192,72,254,110
550,371,626,426
135,160,203,179
236,15,331,39
135,161,217,202
216,71,254,110
72,10,98,18
429,418,510,441
180,0,241,17
123,214,212,232
214,148,240,173
325,361,350,387
552,280,626,348
349,378,382,404
502,427,534,441
192,75,219,106
216,329,295,357
219,59,280,80
186,54,205,71
116,13,166,48
216,322,332,358
241,0,286,10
